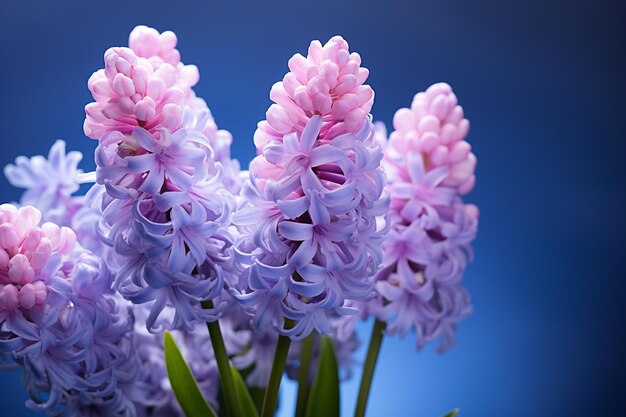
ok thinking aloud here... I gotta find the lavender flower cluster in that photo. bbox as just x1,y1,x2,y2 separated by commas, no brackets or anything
233,36,389,340
0,26,478,416
0,204,136,416
85,25,242,331
367,83,478,352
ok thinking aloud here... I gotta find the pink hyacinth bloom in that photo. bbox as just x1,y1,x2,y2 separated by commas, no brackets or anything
0,204,76,318
84,26,200,140
84,46,187,139
388,83,476,194
254,36,374,151
386,152,457,228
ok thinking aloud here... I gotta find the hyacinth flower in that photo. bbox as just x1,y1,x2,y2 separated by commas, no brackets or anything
85,25,239,329
83,25,243,416
4,140,84,227
233,36,388,417
84,30,205,310
0,204,139,416
354,83,479,417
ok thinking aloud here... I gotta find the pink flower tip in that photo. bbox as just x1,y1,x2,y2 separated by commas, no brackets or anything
255,36,374,149
0,205,78,315
389,82,476,194
84,26,198,139
129,25,180,66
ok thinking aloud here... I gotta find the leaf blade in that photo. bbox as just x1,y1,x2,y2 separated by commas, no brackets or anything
442,408,460,417
305,336,340,417
164,331,218,417
231,365,260,417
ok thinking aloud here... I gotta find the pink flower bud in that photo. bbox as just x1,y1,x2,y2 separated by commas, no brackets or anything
9,254,34,284
18,283,37,309
0,224,20,248
0,284,19,311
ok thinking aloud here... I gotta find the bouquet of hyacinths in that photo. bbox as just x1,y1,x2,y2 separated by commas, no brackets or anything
0,26,478,417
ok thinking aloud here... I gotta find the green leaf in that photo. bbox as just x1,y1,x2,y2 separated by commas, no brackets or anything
164,331,218,417
249,386,266,415
305,336,340,417
442,408,460,417
230,364,260,417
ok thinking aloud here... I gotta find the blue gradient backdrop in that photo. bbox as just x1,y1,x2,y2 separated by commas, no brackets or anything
0,1,623,416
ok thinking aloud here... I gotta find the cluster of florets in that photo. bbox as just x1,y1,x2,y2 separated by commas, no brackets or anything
233,36,389,340
366,83,478,352
84,26,241,331
0,204,138,416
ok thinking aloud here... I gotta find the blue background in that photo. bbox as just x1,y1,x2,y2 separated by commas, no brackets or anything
0,0,623,416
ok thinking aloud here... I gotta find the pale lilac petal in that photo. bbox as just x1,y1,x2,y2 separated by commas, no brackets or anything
278,221,313,241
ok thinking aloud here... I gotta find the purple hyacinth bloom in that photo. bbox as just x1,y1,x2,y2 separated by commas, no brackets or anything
373,198,478,352
84,26,240,331
4,140,84,227
233,37,389,340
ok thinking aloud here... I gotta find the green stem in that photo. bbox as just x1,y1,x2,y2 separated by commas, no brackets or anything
354,319,386,417
295,333,315,417
203,301,242,417
261,333,292,417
